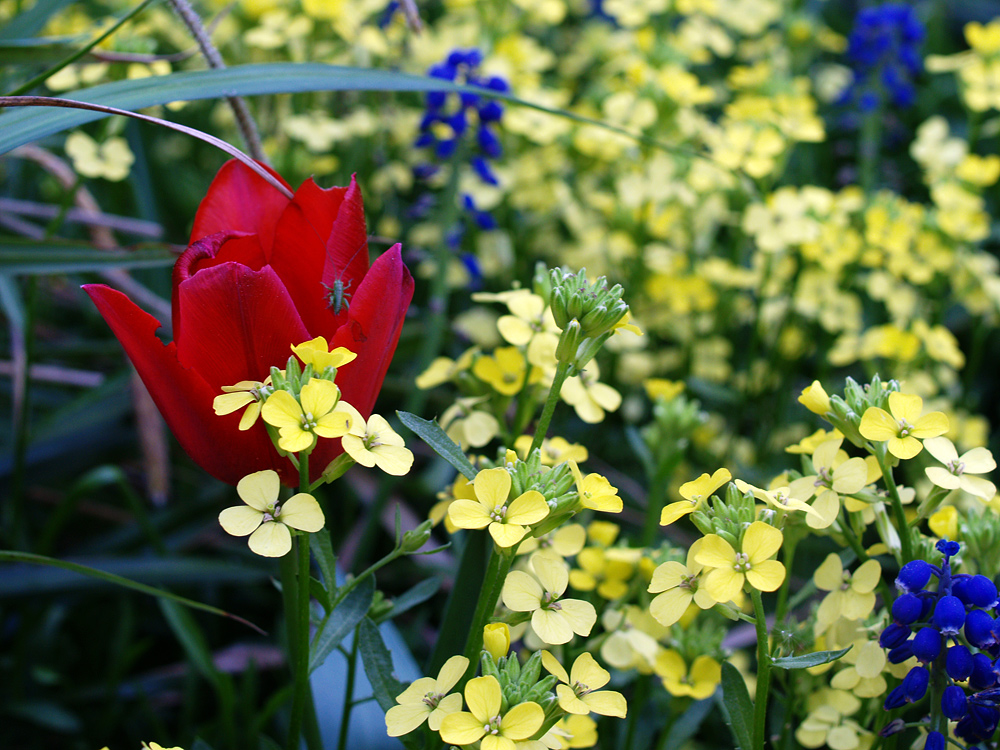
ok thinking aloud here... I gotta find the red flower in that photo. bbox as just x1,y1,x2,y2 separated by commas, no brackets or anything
84,160,414,485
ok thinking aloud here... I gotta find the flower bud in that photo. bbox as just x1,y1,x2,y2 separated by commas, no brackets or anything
400,519,433,554
912,627,942,663
891,593,923,624
942,686,968,720
965,609,997,649
969,653,996,690
555,319,583,366
896,559,933,593
798,381,830,416
934,595,967,636
483,623,510,661
879,622,911,649
946,644,974,681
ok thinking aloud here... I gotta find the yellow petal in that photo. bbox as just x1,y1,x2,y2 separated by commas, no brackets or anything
502,570,544,612
703,567,744,602
531,553,569,596
660,500,697,525
219,505,263,537
214,391,254,416
436,655,470,693
746,560,786,591
555,683,590,714
500,701,544,740
385,703,430,736
373,445,415,476
888,392,922,423
439,711,486,745
911,412,950,439
261,390,304,429
694,534,735,569
584,689,627,717
650,588,694,626
315,404,353,438
490,522,528,548
555,599,597,636
858,407,898,442
541,650,570,684
506,491,550,526
532,609,574,644
448,499,491,530
743,522,783,564
888,435,923,459
813,553,843,591
465,676,502,723
570,652,610,691
279,493,325,532
851,559,882,594
248,521,292,557
648,561,687,593
236,470,280,511
342,434,377,467
474,467,512,508
300,379,341,420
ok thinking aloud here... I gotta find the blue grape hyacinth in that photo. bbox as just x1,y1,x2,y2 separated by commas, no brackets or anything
879,540,1000,745
843,3,924,111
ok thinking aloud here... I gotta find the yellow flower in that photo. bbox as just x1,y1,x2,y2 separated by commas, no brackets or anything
569,546,635,600
218,470,324,557
474,346,538,396
415,346,477,389
502,553,597,644
735,479,822,520
788,438,869,529
786,428,844,455
338,404,413,476
483,623,511,661
438,676,544,750
858,392,949,459
540,651,627,717
513,435,588,465
569,461,623,513
813,555,881,633
441,397,501,450
660,468,731,525
561,362,621,423
695,522,786,602
517,523,586,560
213,377,273,430
923,436,997,501
549,714,598,749
644,378,684,401
385,655,469,736
648,540,716,626
447,467,549,547
65,131,134,181
495,290,561,369
291,337,356,372
261,379,354,453
654,650,722,700
929,506,959,540
798,380,831,415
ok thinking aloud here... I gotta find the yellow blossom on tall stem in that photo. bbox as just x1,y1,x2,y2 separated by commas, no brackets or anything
660,468,732,525
798,380,831,415
654,651,722,700
569,461,623,512
923,436,997,500
385,655,469,736
540,651,627,717
648,539,716,626
447,467,549,547
812,555,881,633
261,378,354,453
502,553,597,644
695,522,786,602
438,676,544,750
218,470,325,557
337,403,414,476
858,391,949,459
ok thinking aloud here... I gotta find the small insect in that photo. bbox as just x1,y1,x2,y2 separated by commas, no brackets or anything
322,237,368,314
323,278,353,314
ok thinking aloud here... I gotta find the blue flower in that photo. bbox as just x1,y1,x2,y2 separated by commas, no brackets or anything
842,2,924,110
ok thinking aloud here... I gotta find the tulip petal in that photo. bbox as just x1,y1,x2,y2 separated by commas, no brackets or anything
83,284,293,485
190,159,292,253
174,259,311,391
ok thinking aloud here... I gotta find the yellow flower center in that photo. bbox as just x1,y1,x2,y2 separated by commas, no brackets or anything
947,460,965,476
301,410,318,430
489,505,509,523
486,715,502,734
573,680,592,697
422,691,443,708
897,418,912,437
733,552,751,572
815,467,832,487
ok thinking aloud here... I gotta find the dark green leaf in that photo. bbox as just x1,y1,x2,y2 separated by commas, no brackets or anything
374,577,440,624
158,599,222,690
308,575,374,673
397,410,476,480
659,697,716,750
771,646,852,670
0,551,267,633
309,577,332,614
0,241,176,274
0,37,77,64
427,532,486,674
357,617,405,714
310,530,337,598
0,0,76,39
719,661,754,750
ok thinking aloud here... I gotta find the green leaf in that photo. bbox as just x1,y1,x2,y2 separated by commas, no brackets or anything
6,701,81,733
310,529,337,598
0,37,77,64
659,697,716,750
309,577,332,614
308,575,374,673
396,410,476,481
771,646,852,670
0,550,266,633
374,576,440,624
158,598,223,690
357,617,405,713
0,241,176,275
719,661,754,750
0,0,76,40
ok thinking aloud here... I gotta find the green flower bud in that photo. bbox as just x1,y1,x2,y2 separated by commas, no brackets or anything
522,674,559,704
555,319,584,366
717,529,739,549
400,519,433,554
481,652,501,682
321,453,355,483
519,650,542,690
550,287,571,330
533,261,553,304
504,650,522,684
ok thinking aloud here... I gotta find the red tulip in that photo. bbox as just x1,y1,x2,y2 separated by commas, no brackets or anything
84,160,414,485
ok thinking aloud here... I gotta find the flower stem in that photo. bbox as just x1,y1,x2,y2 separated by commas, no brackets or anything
529,362,571,454
875,445,913,563
336,626,360,750
460,544,515,682
750,589,772,750
285,452,315,749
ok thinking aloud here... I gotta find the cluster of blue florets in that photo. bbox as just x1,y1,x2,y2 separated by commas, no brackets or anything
413,48,509,243
880,540,1000,745
842,2,924,111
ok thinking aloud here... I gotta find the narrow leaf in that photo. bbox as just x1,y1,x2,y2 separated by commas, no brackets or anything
357,617,406,713
397,410,476,480
308,575,374,673
310,530,337,596
309,577,332,614
0,241,176,275
771,646,852,670
0,550,266,633
158,599,222,690
719,661,754,750
374,577,440,624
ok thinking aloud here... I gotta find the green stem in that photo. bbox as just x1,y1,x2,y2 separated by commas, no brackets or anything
875,445,913,563
774,533,798,623
336,626,360,750
639,455,681,547
860,110,881,194
750,589,772,750
286,452,316,749
460,544,515,682
529,362,571,454
623,674,650,750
